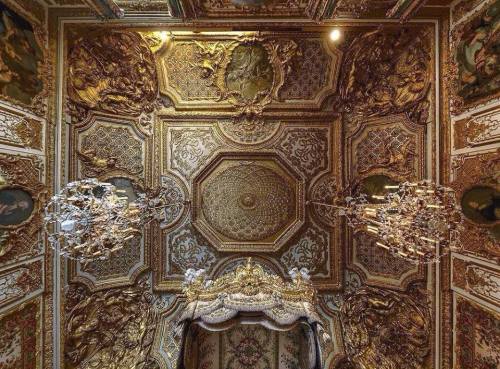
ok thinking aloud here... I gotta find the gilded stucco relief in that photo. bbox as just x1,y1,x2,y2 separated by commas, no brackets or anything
450,0,500,114
60,25,438,369
0,1,49,367
455,297,500,369
67,114,151,291
345,114,426,289
157,117,341,291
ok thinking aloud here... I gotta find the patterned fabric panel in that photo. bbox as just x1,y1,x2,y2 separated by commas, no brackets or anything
185,324,315,369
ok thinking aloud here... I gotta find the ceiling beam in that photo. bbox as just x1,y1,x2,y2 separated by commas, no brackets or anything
386,0,428,22
82,0,124,18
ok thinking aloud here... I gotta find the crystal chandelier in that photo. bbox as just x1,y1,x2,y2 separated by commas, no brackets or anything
311,180,463,264
44,179,142,263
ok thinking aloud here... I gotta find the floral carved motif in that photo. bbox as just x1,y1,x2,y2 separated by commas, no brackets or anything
454,107,500,149
64,281,161,369
340,27,432,121
341,286,431,369
0,110,43,150
79,124,144,178
455,297,500,369
166,221,218,275
217,118,281,145
67,31,157,118
169,128,220,181
276,128,329,178
280,223,329,275
310,175,339,227
0,260,41,308
0,300,39,369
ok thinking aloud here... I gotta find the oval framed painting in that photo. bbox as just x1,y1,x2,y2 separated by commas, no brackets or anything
0,186,35,228
103,176,142,204
355,175,400,204
461,185,499,225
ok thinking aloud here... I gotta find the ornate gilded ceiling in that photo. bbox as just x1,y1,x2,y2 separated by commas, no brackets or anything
0,0,499,369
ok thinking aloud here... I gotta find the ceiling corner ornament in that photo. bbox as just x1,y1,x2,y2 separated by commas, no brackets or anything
341,285,431,369
340,27,432,121
67,31,158,121
44,179,143,263
64,278,164,369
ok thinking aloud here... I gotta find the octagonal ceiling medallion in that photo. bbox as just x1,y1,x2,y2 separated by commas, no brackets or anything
193,152,305,252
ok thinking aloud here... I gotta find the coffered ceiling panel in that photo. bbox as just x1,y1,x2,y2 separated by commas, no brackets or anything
155,116,342,291
157,32,342,111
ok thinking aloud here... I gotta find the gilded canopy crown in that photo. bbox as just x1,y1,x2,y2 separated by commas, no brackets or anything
183,258,316,304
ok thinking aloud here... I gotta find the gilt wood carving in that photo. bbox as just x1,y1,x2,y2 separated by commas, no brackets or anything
157,32,341,113
156,116,342,291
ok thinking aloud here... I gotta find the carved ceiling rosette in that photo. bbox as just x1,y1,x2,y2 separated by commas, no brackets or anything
192,152,305,252
157,32,341,113
340,26,432,125
67,30,158,131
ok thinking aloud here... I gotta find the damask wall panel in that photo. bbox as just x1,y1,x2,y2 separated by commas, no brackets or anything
0,297,42,369
452,254,500,310
157,32,342,112
454,296,500,369
155,116,342,291
345,114,426,289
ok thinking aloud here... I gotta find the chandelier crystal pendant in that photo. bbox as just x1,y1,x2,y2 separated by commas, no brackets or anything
355,180,464,264
44,179,143,264
311,180,464,264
